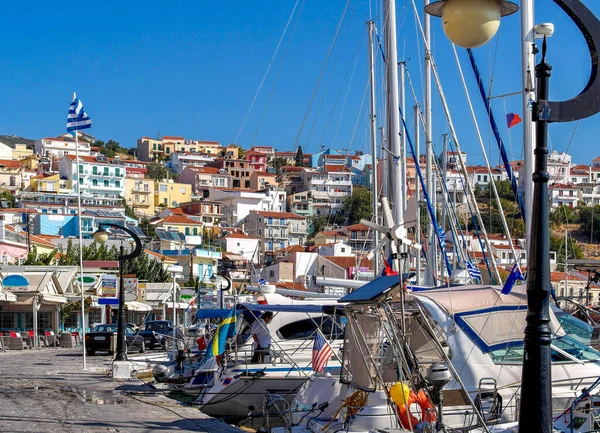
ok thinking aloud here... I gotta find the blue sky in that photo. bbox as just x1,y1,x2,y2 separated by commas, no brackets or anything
0,0,598,166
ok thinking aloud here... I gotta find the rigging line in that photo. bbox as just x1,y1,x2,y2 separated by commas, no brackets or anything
501,97,516,164
292,0,353,152
306,0,359,147
320,23,367,149
451,43,522,273
550,121,580,185
348,78,371,156
233,0,302,144
250,0,306,147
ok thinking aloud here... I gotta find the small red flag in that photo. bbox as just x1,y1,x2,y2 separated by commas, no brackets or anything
506,113,522,129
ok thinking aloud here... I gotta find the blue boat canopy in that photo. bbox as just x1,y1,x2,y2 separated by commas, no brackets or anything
339,275,400,303
196,308,233,319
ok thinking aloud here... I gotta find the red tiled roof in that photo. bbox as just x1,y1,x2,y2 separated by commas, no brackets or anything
0,160,23,168
274,244,305,254
319,230,348,237
166,207,185,215
549,183,576,189
254,211,305,220
345,223,370,231
253,171,273,176
224,232,256,239
151,215,203,225
323,256,373,270
162,136,185,140
323,164,351,173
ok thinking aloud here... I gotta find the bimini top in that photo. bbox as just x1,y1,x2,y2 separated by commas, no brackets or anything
410,284,528,315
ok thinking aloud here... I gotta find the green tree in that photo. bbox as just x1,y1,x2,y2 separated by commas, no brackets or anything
0,190,15,208
52,239,169,282
550,204,578,227
139,217,156,238
272,157,287,175
336,187,372,226
309,215,328,237
550,233,584,271
295,146,304,167
146,161,168,180
237,145,245,159
579,205,600,243
20,246,57,265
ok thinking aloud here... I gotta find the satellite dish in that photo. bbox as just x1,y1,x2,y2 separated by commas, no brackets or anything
124,292,137,302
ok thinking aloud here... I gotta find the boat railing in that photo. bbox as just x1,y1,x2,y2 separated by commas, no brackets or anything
263,393,292,433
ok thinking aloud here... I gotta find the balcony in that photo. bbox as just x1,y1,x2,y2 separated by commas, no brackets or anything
132,187,152,194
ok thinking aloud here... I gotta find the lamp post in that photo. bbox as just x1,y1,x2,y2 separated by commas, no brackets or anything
167,265,183,359
209,273,232,309
425,1,600,432
93,223,143,362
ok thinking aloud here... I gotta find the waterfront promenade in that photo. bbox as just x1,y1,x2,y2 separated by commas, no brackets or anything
0,348,241,433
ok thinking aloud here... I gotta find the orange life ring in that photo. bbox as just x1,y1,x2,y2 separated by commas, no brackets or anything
397,389,437,430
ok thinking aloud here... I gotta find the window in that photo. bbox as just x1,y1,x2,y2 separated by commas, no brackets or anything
92,166,98,175
280,242,285,249
103,167,109,176
115,181,120,188
268,218,273,225
115,168,120,177
153,143,157,150
159,185,168,192
166,148,170,154
92,179,98,186
180,187,186,194
269,270,275,277
104,180,109,187
258,229,262,235
277,316,344,340
193,227,198,235
267,242,273,251
185,227,190,235
79,164,84,174
280,218,285,226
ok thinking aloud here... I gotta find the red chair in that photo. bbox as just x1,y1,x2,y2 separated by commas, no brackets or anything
45,331,58,348
9,331,17,338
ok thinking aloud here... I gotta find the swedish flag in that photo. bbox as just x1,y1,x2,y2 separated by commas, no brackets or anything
204,308,237,360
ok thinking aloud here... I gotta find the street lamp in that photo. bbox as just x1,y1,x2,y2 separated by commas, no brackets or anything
93,223,143,362
167,265,183,359
426,1,600,432
424,0,518,48
210,273,232,309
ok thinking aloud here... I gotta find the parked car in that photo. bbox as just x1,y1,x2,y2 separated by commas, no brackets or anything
138,320,173,350
85,324,145,356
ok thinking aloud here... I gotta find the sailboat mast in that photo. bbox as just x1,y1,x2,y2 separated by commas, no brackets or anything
442,133,448,278
522,0,536,244
384,0,403,231
399,61,408,273
415,104,421,285
368,20,380,275
424,0,437,285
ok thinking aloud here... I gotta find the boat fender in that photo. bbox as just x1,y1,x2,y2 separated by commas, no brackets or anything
391,383,436,430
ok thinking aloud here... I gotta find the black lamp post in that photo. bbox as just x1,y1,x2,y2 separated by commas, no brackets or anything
209,273,232,309
94,223,143,361
424,1,600,433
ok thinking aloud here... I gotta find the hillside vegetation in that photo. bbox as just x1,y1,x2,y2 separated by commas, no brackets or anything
0,135,35,149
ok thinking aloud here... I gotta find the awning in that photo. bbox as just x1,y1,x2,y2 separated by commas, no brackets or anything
163,302,191,310
0,289,16,302
42,294,68,304
125,301,152,312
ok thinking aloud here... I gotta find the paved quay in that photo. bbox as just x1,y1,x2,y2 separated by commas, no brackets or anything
0,348,242,433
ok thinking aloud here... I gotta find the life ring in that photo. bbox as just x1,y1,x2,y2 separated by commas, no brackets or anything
396,389,437,430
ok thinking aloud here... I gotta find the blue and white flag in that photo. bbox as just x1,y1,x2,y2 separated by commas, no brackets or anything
257,278,267,286
67,96,92,132
501,264,525,295
392,156,400,165
438,228,446,249
466,261,481,280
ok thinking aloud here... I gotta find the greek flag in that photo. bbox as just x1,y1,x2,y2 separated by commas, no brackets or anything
466,262,481,279
392,156,400,165
257,278,267,286
67,96,92,132
438,228,446,249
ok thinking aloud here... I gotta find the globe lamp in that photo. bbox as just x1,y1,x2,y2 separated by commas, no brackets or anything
424,0,518,48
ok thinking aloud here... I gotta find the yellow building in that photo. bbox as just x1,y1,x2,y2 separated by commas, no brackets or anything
154,180,192,208
21,155,39,170
29,173,74,194
125,178,155,216
13,144,34,159
150,214,203,236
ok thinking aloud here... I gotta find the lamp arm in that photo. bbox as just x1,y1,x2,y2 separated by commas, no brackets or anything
99,222,143,260
544,0,600,122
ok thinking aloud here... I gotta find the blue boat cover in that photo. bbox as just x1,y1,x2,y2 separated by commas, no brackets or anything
339,275,400,303
196,303,344,318
197,308,232,319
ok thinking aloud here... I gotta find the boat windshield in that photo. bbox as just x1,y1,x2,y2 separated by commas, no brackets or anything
552,307,593,345
490,335,600,364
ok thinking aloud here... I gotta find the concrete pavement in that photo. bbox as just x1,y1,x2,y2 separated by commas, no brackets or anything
0,347,243,433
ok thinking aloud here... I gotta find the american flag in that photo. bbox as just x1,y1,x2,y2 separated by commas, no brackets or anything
312,332,333,373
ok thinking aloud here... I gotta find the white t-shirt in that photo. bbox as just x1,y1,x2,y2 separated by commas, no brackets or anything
250,319,271,348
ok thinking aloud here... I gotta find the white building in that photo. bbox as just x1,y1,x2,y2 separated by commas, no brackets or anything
58,155,126,198
548,150,572,185
178,166,231,193
221,232,260,264
208,187,286,226
576,183,600,206
315,241,354,257
548,183,580,208
299,165,353,216
35,136,91,159
0,141,14,159
170,152,215,175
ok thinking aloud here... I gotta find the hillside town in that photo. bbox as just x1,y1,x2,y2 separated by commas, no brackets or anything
0,131,597,334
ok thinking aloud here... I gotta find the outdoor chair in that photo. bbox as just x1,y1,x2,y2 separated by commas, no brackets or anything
45,331,58,348
59,332,76,348
18,332,32,348
8,336,28,350
27,330,46,348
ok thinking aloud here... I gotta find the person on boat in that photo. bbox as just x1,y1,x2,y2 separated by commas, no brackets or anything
251,311,273,363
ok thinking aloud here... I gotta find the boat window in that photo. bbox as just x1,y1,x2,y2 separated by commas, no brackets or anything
552,308,593,345
276,316,345,340
489,336,600,364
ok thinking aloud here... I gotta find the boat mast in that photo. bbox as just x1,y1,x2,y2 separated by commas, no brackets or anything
400,60,408,272
424,0,437,285
414,104,421,285
384,0,403,235
442,133,448,278
522,0,536,246
368,20,380,275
